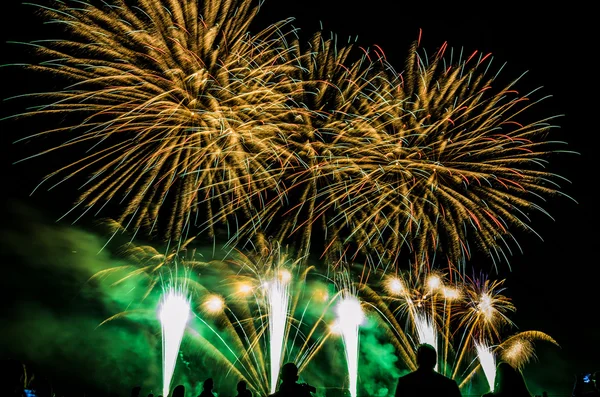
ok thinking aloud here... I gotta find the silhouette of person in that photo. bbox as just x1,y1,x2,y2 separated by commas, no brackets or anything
199,378,215,397
483,362,531,397
173,385,186,397
131,386,142,397
573,371,600,397
394,343,462,397
272,362,315,397
235,380,252,397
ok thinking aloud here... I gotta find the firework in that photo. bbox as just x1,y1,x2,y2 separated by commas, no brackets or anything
497,331,558,370
361,265,555,392
10,0,298,242
457,276,515,343
204,294,226,313
9,0,571,278
188,241,339,396
316,40,571,272
265,269,291,393
237,30,381,266
474,340,496,392
333,290,365,397
90,233,559,396
414,311,438,360
449,275,513,383
4,0,570,395
159,282,191,397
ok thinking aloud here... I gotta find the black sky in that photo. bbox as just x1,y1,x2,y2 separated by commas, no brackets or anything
0,1,597,396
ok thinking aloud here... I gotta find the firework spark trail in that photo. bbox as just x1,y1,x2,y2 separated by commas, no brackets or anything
475,340,496,392
234,30,383,265
362,266,557,390
498,331,559,370
449,277,513,382
168,258,271,397
459,277,515,342
360,280,417,371
10,0,299,242
334,293,364,397
441,285,462,377
8,1,572,277
213,245,333,395
92,235,559,394
265,272,291,394
310,41,573,272
159,285,191,397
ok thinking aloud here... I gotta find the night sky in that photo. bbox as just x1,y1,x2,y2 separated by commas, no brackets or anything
0,1,597,396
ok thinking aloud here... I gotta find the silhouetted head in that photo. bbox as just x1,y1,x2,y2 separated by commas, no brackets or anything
172,384,185,397
203,378,214,391
237,381,247,393
280,362,299,383
494,362,531,396
416,343,437,370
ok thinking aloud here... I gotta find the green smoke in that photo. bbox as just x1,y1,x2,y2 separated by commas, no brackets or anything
356,316,406,397
1,202,570,397
0,202,164,395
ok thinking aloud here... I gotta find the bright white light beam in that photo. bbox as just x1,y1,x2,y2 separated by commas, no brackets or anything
415,311,438,370
475,340,496,393
159,285,191,397
266,274,291,394
335,294,365,397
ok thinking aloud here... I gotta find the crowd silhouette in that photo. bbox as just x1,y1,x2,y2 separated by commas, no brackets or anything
1,354,585,397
